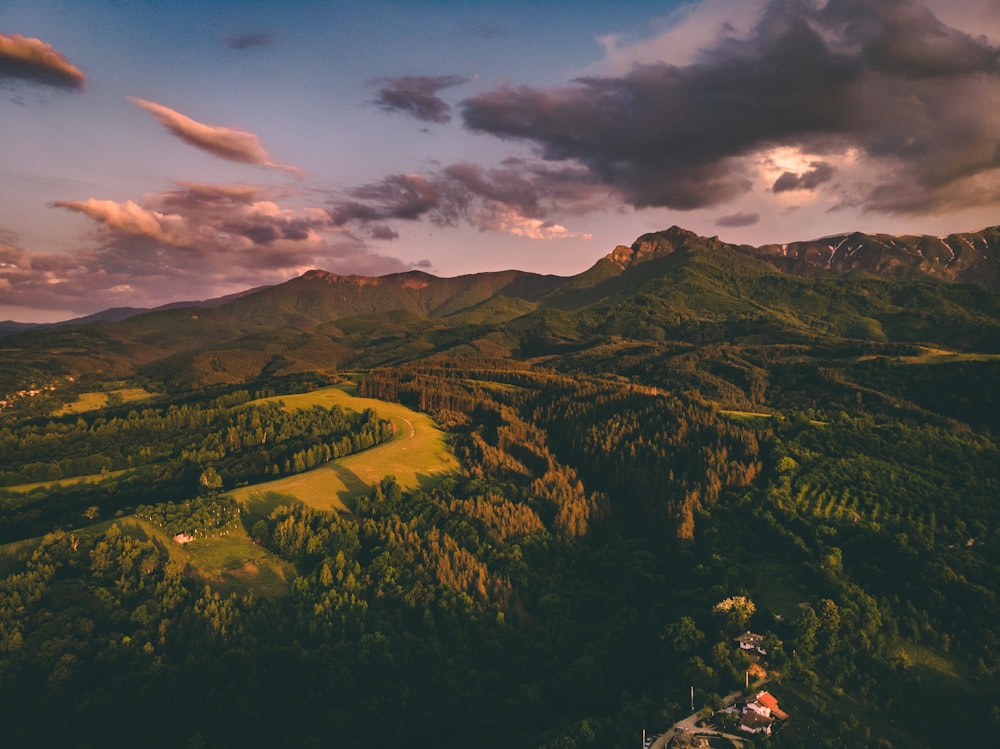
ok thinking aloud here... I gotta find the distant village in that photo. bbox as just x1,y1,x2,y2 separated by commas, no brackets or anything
0,383,57,413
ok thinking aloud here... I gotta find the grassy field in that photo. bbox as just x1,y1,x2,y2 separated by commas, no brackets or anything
120,518,295,597
229,382,460,511
0,535,47,576
719,409,772,423
4,469,128,494
53,387,156,416
861,346,1000,365
0,519,294,596
893,641,964,680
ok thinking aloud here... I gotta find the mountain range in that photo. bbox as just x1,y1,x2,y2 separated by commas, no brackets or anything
4,225,1000,749
4,224,1000,392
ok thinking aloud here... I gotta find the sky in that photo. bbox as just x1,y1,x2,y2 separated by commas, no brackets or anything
2,0,1000,322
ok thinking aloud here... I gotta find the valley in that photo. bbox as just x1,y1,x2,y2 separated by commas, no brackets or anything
1,227,999,748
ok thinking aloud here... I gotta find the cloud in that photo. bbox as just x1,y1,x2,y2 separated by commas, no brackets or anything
225,32,273,50
372,75,473,123
592,0,766,73
491,213,591,240
330,173,456,225
0,33,85,89
716,211,760,228
461,0,1000,216
56,183,334,254
772,161,836,193
128,97,304,176
369,225,400,241
53,198,191,246
5,182,415,314
329,160,603,240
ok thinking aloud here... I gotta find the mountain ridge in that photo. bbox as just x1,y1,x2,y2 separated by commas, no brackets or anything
7,224,1000,335
4,223,1000,392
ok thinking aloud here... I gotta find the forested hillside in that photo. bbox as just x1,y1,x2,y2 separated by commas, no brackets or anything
2,228,1000,748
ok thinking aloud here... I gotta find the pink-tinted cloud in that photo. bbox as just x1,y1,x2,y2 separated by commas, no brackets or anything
128,97,303,176
0,182,415,314
0,33,85,89
53,198,191,246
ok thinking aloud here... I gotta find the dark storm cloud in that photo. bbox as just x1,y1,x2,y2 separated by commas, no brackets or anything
329,161,603,237
0,33,85,89
772,161,836,193
225,32,273,50
369,225,400,241
372,75,473,124
715,211,760,228
330,173,465,226
460,0,1000,215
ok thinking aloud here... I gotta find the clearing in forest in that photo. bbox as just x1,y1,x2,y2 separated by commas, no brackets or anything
122,518,295,597
53,387,156,415
228,382,460,512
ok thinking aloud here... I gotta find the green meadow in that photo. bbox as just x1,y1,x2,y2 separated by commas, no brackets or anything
5,469,129,494
53,387,156,415
120,518,295,597
229,382,460,511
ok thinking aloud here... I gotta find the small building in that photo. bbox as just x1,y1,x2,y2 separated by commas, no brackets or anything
755,691,788,721
740,710,774,735
734,631,766,654
172,532,194,544
737,690,789,734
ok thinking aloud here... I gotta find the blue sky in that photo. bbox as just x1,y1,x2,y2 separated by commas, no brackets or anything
2,0,1000,321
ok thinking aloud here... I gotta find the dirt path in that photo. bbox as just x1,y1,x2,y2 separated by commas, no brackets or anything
400,416,415,438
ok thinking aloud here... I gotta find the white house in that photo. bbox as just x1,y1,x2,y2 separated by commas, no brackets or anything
734,631,766,654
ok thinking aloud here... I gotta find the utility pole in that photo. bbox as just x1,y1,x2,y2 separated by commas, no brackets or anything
690,685,694,713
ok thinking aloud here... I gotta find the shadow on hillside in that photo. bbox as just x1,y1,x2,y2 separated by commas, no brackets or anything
243,491,304,521
415,471,451,493
328,463,369,509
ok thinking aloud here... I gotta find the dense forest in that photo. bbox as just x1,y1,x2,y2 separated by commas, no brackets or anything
1,355,998,748
2,230,1000,747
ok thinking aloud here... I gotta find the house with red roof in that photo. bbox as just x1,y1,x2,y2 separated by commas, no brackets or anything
737,690,789,734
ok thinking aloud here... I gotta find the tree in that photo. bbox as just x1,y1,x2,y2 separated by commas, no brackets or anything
664,616,705,653
713,595,756,630
251,520,269,545
199,466,223,490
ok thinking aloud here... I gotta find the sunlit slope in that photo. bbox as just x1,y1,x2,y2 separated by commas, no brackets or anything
228,383,459,511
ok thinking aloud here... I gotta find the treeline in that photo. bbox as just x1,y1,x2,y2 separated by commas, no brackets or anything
136,494,242,539
0,398,389,488
364,366,609,539
0,389,391,542
528,379,762,539
364,365,763,540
